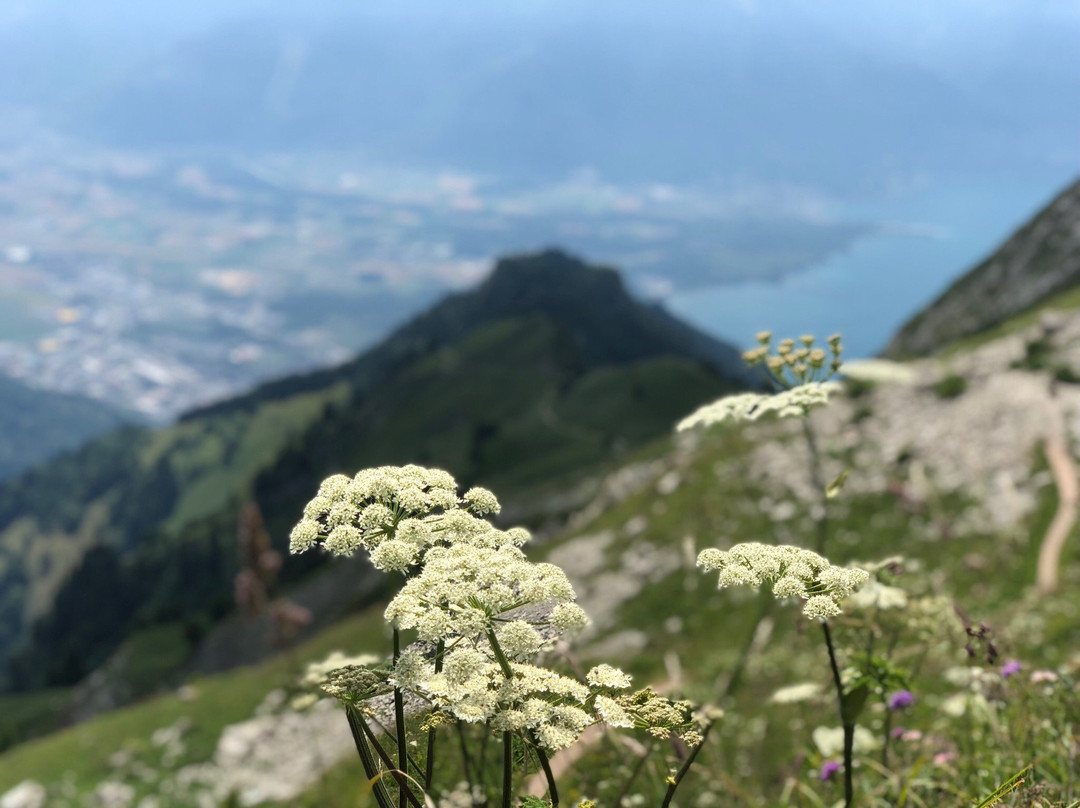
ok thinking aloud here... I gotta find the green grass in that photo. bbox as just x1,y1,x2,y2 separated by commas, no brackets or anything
0,611,388,792
0,688,72,755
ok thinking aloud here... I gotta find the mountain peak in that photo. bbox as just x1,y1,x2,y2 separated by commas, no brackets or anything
186,249,753,420
482,249,625,304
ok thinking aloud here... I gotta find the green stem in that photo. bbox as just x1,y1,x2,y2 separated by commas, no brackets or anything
394,629,408,808
822,622,854,808
535,745,560,808
346,706,396,808
425,640,446,790
456,722,475,790
487,629,514,679
358,712,425,808
801,418,829,554
659,723,715,808
502,731,513,808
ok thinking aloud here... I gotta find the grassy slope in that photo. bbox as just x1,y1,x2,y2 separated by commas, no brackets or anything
4,411,1076,803
0,612,387,790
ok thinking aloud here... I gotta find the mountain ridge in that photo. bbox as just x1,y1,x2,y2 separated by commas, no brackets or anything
885,177,1080,357
0,376,132,482
184,249,751,421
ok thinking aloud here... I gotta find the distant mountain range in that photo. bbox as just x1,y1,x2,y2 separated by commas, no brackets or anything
886,178,1080,357
0,377,130,482
0,250,751,692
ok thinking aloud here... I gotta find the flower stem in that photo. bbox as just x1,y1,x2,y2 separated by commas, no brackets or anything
346,705,396,808
659,722,715,808
535,744,560,808
486,629,514,679
394,628,408,808
821,621,854,808
357,712,425,808
424,640,445,791
502,731,513,808
801,418,829,554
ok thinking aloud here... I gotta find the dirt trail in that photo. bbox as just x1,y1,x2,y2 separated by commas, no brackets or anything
1037,431,1079,594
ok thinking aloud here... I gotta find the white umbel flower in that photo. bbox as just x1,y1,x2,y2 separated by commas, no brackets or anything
586,664,633,690
676,382,841,431
697,542,868,620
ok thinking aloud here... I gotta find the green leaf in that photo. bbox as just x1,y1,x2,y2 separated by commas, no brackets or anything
825,469,851,499
840,681,870,724
973,765,1033,808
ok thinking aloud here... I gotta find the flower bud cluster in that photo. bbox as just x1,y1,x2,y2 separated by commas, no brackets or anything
743,331,843,386
614,687,716,748
697,542,868,620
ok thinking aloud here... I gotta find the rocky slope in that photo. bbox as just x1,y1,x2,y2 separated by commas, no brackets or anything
886,177,1080,357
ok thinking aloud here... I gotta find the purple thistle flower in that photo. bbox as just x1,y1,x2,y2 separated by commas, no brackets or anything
888,690,915,711
1001,660,1022,679
820,760,841,782
891,725,906,739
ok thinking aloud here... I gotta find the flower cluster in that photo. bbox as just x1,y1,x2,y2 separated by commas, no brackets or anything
291,465,639,755
289,465,516,571
387,651,635,752
697,543,868,620
677,331,845,431
383,542,580,644
676,383,841,431
614,687,715,748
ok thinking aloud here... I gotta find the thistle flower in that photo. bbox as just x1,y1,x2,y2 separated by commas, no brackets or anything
888,690,915,711
820,761,841,782
697,543,868,620
1001,660,1022,679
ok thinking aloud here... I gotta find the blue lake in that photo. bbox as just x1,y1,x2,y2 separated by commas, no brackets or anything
667,175,1076,358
